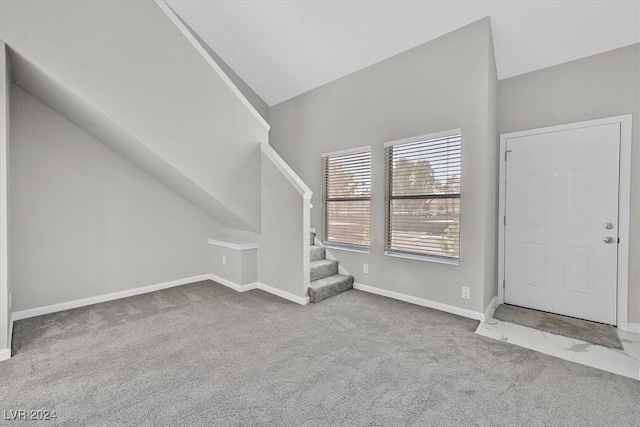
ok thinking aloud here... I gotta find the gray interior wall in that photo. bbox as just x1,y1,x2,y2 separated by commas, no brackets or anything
7,50,255,232
498,43,640,324
269,18,496,314
10,86,223,312
1,0,268,232
0,42,10,354
483,27,499,311
240,250,258,285
209,245,242,285
178,18,270,122
208,245,258,286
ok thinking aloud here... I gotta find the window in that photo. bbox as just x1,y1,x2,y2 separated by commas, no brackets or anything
322,148,371,249
385,131,461,261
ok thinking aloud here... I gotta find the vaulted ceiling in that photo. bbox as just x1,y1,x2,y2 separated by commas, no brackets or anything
167,1,640,106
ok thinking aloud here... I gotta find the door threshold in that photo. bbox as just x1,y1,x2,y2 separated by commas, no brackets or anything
476,318,639,380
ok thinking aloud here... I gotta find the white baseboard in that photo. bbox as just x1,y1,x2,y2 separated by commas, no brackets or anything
1,315,14,361
10,273,310,324
0,348,10,361
624,322,640,334
256,282,309,305
8,313,13,345
188,275,308,305
322,249,349,275
11,274,212,321
205,274,308,305
198,275,308,305
483,296,498,321
208,274,257,293
353,283,485,321
7,313,13,352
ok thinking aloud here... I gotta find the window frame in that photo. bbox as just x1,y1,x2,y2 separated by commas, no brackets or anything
321,146,371,252
384,130,462,264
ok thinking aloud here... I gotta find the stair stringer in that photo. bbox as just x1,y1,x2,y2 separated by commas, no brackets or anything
321,246,350,276
311,232,349,277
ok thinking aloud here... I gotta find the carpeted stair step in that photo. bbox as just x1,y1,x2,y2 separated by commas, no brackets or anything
310,246,326,262
310,259,338,282
309,274,354,303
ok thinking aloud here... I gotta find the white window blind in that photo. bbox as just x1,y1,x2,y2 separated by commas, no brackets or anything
385,133,461,259
322,149,371,248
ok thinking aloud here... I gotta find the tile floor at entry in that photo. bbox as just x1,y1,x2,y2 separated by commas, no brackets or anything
476,318,639,380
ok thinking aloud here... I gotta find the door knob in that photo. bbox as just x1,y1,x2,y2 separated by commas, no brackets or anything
603,236,615,244
604,223,614,230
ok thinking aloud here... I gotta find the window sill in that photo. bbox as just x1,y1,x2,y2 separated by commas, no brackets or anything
322,242,370,254
384,251,459,265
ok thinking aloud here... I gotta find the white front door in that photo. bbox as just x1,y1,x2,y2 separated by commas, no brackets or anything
504,123,620,325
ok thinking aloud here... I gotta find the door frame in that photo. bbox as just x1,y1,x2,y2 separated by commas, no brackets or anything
498,115,632,330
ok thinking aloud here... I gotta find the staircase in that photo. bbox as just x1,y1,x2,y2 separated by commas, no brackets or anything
308,234,354,303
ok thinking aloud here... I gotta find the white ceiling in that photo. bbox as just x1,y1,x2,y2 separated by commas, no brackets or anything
166,1,640,106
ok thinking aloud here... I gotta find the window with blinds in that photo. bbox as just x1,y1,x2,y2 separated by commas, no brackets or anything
385,132,461,260
322,148,371,248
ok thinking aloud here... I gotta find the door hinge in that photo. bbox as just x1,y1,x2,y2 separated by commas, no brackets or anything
504,150,512,161
503,279,505,289
503,216,506,226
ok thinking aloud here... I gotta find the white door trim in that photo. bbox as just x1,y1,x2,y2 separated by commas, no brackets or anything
498,115,632,330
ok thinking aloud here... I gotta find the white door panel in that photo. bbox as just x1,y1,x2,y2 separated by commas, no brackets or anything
504,123,620,325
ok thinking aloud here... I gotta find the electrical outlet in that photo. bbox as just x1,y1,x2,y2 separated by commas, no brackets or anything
222,255,227,265
363,264,369,274
461,286,470,300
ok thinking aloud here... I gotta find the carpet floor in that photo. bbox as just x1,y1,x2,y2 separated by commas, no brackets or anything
2,280,639,426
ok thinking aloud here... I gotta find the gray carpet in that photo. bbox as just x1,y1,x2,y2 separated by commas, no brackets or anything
494,304,623,350
2,281,638,426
